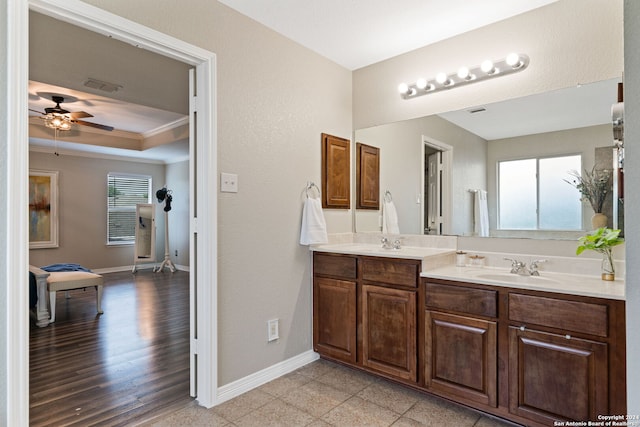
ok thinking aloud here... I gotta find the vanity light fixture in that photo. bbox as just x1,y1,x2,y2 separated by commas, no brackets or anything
398,53,530,99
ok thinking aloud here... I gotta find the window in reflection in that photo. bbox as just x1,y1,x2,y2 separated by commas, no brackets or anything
498,155,582,230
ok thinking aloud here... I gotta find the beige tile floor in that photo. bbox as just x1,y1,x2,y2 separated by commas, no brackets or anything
146,359,521,427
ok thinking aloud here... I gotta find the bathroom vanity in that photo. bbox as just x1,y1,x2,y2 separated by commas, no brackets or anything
312,245,626,427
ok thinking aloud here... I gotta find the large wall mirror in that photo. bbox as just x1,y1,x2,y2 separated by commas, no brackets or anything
354,77,623,240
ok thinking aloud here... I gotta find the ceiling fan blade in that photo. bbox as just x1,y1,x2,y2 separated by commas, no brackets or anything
73,119,114,132
68,111,93,119
29,108,45,115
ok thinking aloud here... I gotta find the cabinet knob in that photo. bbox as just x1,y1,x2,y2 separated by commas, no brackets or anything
520,326,526,331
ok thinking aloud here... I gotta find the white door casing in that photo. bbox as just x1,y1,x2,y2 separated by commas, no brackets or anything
6,2,219,424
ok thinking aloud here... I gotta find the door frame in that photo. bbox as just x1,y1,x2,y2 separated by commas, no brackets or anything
420,136,453,236
6,0,218,422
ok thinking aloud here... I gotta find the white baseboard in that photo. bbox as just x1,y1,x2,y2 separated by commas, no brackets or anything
213,350,320,406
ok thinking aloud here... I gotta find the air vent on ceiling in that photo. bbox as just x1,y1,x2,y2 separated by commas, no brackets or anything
84,78,122,93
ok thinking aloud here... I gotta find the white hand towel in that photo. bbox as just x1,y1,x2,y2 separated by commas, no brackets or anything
382,200,400,234
474,190,490,237
300,197,328,245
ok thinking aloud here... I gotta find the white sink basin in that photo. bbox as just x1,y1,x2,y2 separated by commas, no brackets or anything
472,272,560,285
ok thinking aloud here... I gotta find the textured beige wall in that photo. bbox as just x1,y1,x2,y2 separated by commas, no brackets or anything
355,116,486,236
28,151,169,269
353,0,623,129
78,0,353,385
624,0,640,413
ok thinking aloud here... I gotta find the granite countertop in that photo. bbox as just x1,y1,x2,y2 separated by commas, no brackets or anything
310,243,455,260
421,265,625,300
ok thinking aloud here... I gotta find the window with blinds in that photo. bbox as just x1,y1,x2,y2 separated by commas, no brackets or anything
107,173,152,244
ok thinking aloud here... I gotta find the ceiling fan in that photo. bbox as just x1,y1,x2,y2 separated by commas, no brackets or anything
30,95,114,132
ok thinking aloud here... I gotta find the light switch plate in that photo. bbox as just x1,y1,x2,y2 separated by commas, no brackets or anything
220,172,238,193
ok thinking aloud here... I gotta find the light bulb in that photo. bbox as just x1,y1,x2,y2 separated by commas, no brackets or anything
457,67,469,79
436,72,448,84
60,121,71,131
398,83,409,94
506,53,522,68
416,78,428,90
481,59,496,74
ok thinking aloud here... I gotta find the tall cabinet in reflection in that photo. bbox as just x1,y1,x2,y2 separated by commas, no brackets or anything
132,203,156,273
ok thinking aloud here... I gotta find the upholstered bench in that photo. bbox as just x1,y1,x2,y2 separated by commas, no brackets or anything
46,271,104,323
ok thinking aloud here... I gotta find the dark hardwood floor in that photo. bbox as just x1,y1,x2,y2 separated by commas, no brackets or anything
29,269,193,426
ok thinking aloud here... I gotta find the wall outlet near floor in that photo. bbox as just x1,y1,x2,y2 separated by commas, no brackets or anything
267,318,279,342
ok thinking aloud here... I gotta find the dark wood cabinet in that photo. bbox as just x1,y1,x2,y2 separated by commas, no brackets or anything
313,276,357,363
424,282,498,407
313,253,626,427
313,252,420,384
356,143,380,209
425,311,497,407
321,133,350,209
362,284,417,381
508,326,608,424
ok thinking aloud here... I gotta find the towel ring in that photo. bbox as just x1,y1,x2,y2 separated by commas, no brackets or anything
306,182,321,199
384,190,393,202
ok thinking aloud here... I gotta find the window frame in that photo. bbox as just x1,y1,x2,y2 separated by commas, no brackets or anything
106,172,153,246
497,153,583,231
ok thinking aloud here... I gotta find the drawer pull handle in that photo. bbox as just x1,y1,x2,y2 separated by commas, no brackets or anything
565,334,571,340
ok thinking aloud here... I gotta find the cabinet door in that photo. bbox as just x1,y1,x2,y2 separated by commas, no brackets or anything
362,285,417,382
321,133,350,209
509,326,608,424
313,277,357,363
424,311,497,407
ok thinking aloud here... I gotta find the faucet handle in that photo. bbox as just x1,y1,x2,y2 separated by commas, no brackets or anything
530,259,547,269
504,257,525,273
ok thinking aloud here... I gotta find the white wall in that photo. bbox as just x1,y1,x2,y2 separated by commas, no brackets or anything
28,151,168,270
79,0,353,385
487,124,612,238
353,0,623,129
1,0,10,420
623,0,640,414
355,115,486,235
166,160,190,267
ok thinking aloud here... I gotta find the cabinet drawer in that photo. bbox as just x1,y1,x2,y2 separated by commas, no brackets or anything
509,293,608,337
426,282,497,318
361,258,419,287
314,253,357,279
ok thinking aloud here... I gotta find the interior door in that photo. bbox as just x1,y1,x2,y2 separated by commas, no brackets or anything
426,151,442,234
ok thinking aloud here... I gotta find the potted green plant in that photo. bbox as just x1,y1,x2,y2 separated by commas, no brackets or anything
565,167,611,229
576,227,624,281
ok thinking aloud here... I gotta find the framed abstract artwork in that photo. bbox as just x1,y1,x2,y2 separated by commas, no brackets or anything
29,170,59,249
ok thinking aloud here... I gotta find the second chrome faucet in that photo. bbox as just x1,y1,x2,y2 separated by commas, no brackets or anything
504,257,547,276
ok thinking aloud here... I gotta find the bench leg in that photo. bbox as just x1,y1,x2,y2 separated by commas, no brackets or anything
49,291,57,323
96,285,104,314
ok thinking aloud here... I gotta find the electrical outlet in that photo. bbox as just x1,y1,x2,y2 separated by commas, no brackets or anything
220,172,238,193
267,319,279,342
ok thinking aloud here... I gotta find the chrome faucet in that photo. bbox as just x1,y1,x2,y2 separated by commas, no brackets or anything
504,257,548,276
504,257,528,275
381,236,402,250
529,259,547,276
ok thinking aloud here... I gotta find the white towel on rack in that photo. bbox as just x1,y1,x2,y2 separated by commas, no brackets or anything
474,190,490,237
382,200,400,234
300,196,328,245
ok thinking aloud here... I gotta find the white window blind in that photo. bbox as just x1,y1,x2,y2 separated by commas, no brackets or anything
107,173,152,244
